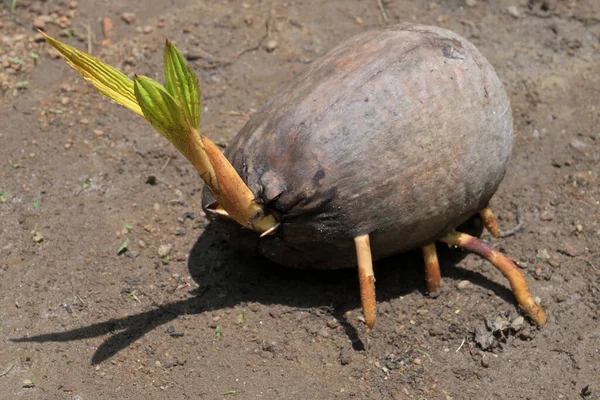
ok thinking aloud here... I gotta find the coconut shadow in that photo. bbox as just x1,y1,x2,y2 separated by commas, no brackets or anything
12,222,514,364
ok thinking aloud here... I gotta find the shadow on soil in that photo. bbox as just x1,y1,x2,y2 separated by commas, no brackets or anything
12,224,514,364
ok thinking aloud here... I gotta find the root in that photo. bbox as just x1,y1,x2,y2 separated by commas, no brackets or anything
479,207,501,238
354,234,376,330
422,243,441,293
439,231,546,325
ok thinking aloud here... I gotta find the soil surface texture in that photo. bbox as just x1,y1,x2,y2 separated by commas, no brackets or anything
1,0,599,399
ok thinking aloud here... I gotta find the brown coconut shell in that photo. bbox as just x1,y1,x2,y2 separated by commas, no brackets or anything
203,24,513,269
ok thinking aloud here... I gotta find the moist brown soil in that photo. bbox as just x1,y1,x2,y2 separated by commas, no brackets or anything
1,1,599,399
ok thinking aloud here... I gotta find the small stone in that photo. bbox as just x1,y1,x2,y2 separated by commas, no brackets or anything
153,203,160,211
575,224,583,232
69,1,78,9
510,316,525,331
474,327,495,350
492,315,510,332
56,16,71,29
79,118,89,125
539,211,554,221
457,280,472,290
61,96,71,105
558,244,578,257
93,129,104,137
570,140,587,150
318,328,330,338
481,358,489,368
339,349,352,365
143,224,153,232
121,12,136,24
465,0,477,7
64,142,72,149
536,249,550,259
33,17,46,30
413,358,422,365
142,25,153,34
507,6,520,18
519,328,532,340
264,40,278,52
158,244,173,257
138,240,147,248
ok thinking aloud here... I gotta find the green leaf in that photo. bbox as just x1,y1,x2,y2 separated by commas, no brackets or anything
41,32,143,117
117,238,129,255
134,76,192,156
9,57,24,65
0,191,11,202
163,40,201,129
215,325,222,340
33,201,40,209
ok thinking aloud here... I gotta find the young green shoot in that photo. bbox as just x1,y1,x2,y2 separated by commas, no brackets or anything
41,32,279,234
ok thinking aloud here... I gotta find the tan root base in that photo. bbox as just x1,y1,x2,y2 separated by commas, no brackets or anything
440,231,547,325
422,243,441,293
354,234,376,330
479,207,501,238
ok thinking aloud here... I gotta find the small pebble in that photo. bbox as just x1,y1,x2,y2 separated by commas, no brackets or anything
33,17,46,30
519,328,532,340
465,0,477,7
570,140,587,150
510,316,524,331
265,40,278,52
138,240,147,248
457,280,471,290
158,244,173,257
121,12,136,24
143,25,153,34
339,349,352,365
481,358,489,368
507,6,520,18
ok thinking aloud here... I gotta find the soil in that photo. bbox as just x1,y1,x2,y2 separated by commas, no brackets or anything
1,0,599,399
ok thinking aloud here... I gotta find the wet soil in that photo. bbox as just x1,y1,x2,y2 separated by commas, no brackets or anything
0,0,599,399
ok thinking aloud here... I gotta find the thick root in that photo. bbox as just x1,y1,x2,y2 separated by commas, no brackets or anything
479,207,501,238
354,234,376,330
422,243,441,293
439,231,546,325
